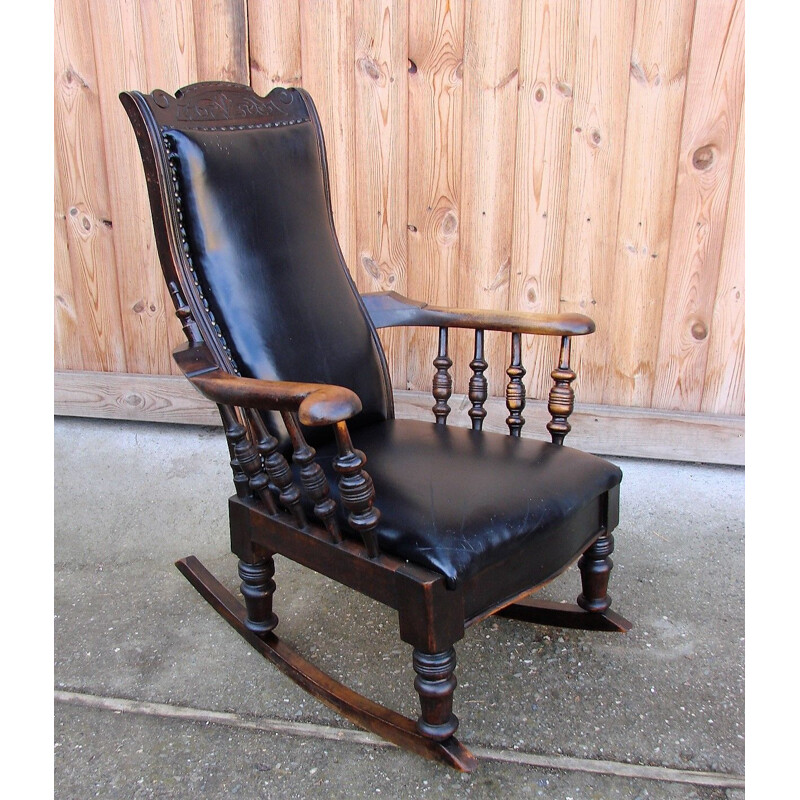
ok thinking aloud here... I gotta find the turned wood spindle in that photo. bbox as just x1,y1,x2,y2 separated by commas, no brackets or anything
248,409,307,528
413,647,459,741
219,405,258,500
432,327,453,425
332,421,381,558
167,281,202,346
547,335,576,445
219,406,279,514
577,532,615,614
505,332,526,437
468,329,488,431
238,556,278,636
281,411,341,542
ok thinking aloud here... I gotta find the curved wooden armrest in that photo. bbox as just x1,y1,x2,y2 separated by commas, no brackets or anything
361,291,595,336
173,342,362,426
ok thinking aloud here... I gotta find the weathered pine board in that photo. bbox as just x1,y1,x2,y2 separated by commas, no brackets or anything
54,155,84,372
558,0,636,403
249,0,303,93
138,0,201,375
54,1,746,420
602,0,696,407
701,97,744,415
509,0,579,402
192,0,249,83
299,0,358,274
354,0,409,390
405,0,466,393
55,0,128,373
54,372,745,466
87,0,174,375
652,0,745,411
454,0,523,395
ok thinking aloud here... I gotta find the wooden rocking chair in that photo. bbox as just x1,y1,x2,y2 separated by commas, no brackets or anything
120,81,631,771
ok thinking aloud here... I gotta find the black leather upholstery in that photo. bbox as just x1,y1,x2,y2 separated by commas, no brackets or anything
311,419,622,589
163,120,392,434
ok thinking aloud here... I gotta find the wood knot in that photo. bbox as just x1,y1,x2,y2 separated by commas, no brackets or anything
408,59,417,75
692,145,715,171
358,56,383,83
555,81,573,98
690,320,708,341
590,129,602,146
534,84,546,102
133,300,145,314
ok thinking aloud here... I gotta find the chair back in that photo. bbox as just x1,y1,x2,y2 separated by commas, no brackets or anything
120,82,394,437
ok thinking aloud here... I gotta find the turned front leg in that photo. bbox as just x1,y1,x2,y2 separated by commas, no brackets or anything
413,647,459,741
238,556,279,636
577,532,615,614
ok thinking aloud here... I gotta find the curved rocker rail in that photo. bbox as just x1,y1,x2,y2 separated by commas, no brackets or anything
175,556,479,772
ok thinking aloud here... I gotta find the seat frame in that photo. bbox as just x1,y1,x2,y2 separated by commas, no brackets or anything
120,82,631,771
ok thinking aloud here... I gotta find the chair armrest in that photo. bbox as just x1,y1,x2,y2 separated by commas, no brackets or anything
173,342,362,426
361,291,595,336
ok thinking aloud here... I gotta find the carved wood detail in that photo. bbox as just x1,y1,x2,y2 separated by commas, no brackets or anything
505,332,526,437
547,336,576,445
282,411,341,543
238,556,279,636
333,421,381,558
468,330,488,431
432,327,453,424
413,647,459,741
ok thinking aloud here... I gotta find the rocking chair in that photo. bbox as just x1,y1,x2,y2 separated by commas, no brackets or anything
120,81,631,771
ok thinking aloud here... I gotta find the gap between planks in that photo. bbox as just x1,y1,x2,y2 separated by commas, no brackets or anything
54,689,745,789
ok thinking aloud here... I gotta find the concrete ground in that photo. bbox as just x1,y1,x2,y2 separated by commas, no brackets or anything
54,417,745,798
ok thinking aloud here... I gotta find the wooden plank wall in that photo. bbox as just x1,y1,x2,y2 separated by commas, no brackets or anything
54,0,745,425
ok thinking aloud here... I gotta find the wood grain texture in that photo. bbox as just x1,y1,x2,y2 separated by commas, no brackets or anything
602,0,696,407
455,0,523,394
55,0,745,422
299,0,357,272
54,372,745,465
652,0,744,411
249,0,303,93
701,97,744,415
558,0,636,403
54,158,84,371
405,0,465,392
509,0,579,401
192,0,249,82
354,0,409,389
138,0,200,374
55,0,127,373
87,0,174,375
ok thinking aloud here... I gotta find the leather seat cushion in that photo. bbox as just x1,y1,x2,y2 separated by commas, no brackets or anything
310,419,622,589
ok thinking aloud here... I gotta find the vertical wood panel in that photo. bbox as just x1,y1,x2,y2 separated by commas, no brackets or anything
354,0,409,388
509,0,579,401
55,0,746,421
559,0,636,403
602,0,695,407
138,0,200,374
88,0,173,375
54,157,84,371
249,0,303,94
192,0,249,82
405,0,465,392
455,0,523,394
701,97,744,415
652,0,744,411
299,0,357,273
55,0,127,373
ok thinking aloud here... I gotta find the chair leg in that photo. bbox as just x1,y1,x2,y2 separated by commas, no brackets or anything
238,556,278,636
577,532,614,614
413,647,459,741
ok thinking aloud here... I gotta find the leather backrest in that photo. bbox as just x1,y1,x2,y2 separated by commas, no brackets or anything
125,84,393,438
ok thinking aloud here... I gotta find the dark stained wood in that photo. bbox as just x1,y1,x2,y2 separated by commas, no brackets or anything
362,290,596,336
494,598,632,633
176,556,478,771
121,81,632,773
